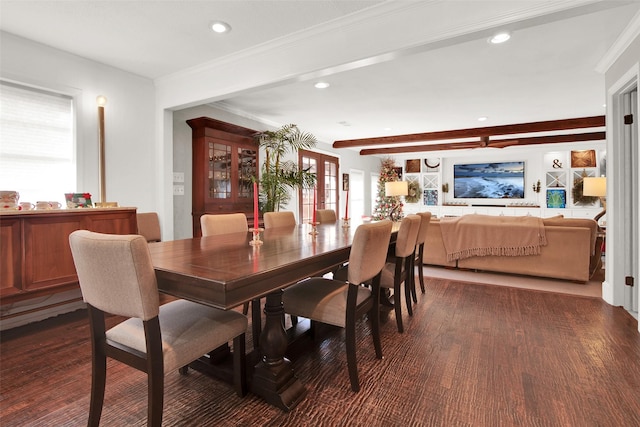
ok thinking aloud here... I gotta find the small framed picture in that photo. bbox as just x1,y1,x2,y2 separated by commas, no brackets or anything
571,150,596,168
65,192,93,208
342,173,349,191
392,167,403,181
546,189,566,208
424,189,438,206
405,159,421,173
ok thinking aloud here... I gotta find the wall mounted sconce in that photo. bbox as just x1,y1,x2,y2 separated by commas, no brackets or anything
95,95,118,208
532,179,541,193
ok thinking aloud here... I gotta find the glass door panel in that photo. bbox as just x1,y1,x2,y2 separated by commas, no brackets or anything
210,142,231,199
237,147,257,199
299,150,339,224
300,156,317,224
324,160,337,213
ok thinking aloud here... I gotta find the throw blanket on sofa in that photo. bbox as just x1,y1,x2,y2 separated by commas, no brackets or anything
439,214,548,262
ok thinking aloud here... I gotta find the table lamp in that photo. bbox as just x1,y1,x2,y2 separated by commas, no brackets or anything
582,176,606,224
385,180,408,221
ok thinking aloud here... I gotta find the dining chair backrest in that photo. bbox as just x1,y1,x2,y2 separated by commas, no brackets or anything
137,212,162,243
263,211,296,229
69,230,159,320
395,215,421,258
201,213,248,236
69,229,248,426
316,209,337,224
415,212,432,245
347,220,393,285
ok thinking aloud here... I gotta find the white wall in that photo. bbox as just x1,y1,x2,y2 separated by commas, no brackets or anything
0,32,157,213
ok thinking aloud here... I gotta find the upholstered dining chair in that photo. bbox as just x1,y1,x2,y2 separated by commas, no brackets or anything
316,209,337,224
380,214,421,333
137,212,162,243
282,220,393,392
412,212,432,299
201,213,248,236
69,230,248,427
263,211,296,228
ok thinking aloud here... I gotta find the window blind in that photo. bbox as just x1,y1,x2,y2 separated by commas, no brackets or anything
0,81,74,205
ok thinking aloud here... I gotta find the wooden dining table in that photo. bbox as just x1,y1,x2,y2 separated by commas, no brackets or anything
149,220,394,410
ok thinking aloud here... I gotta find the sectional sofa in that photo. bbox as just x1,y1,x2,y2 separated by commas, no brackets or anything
423,216,600,283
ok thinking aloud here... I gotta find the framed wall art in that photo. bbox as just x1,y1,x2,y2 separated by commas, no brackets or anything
405,159,421,173
570,150,596,168
546,189,566,208
342,173,349,191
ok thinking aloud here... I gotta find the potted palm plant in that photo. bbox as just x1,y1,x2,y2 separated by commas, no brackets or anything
255,124,317,212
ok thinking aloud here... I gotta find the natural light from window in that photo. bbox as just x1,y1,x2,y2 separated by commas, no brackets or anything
0,81,75,206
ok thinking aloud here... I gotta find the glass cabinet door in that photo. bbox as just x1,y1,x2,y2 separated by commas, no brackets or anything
237,147,257,199
209,142,231,199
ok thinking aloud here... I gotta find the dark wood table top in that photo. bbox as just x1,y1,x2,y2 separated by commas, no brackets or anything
150,222,377,310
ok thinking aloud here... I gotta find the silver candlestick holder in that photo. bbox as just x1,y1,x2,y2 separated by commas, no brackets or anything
342,217,350,228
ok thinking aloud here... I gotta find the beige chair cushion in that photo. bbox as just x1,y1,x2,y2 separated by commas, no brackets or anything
394,215,421,258
283,278,372,327
263,211,296,228
201,213,248,236
137,212,162,242
415,212,432,245
379,215,420,289
69,230,159,320
283,220,392,326
347,220,393,285
107,299,247,373
316,209,337,224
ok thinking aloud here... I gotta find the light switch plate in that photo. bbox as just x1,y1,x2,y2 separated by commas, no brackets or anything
173,172,185,183
173,185,185,196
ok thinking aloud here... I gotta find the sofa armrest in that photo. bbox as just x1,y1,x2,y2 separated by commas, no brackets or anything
422,220,457,267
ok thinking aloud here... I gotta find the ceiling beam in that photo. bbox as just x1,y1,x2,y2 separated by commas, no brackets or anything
335,115,605,149
359,131,606,155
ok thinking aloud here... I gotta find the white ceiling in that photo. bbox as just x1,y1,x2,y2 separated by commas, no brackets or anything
1,0,638,148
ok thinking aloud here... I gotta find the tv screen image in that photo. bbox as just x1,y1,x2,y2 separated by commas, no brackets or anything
454,161,525,199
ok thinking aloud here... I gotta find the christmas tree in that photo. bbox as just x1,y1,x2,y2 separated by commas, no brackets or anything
372,158,404,220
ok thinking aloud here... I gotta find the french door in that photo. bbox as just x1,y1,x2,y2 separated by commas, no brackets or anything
299,150,339,224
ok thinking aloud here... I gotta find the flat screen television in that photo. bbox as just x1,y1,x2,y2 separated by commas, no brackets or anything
454,161,525,199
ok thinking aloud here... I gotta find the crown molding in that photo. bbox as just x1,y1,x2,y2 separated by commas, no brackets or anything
596,9,640,73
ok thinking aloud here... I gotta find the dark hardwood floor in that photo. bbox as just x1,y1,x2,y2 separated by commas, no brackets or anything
1,277,639,426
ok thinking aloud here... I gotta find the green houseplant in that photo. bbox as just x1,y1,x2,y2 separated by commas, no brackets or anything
255,124,317,212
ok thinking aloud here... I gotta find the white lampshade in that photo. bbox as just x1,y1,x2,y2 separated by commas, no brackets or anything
385,181,408,197
583,177,606,197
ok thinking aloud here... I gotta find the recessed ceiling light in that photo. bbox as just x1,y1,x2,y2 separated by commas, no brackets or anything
211,21,231,34
314,82,330,89
489,32,510,44
478,116,488,122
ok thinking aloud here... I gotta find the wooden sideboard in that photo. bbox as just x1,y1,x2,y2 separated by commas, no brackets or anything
0,208,137,304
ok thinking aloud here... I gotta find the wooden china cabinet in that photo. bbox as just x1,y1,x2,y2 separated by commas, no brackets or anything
187,117,259,237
